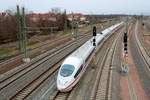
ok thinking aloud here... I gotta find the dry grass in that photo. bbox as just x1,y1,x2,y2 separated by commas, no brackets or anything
0,47,17,56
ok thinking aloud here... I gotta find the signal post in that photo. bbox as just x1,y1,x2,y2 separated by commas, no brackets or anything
121,18,129,74
91,26,97,69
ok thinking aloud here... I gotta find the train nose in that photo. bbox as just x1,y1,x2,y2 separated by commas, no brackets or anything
57,79,68,89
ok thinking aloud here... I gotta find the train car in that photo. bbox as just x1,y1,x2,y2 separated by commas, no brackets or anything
95,34,104,46
57,36,97,92
101,28,110,37
57,22,123,92
101,23,122,37
57,57,84,92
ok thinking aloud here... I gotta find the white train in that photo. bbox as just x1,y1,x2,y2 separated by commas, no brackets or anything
57,22,123,92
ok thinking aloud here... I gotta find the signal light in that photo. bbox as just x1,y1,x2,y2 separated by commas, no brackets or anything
93,38,96,42
93,38,96,46
124,43,127,47
123,32,128,43
93,26,97,36
124,47,127,51
123,35,128,43
124,32,127,36
142,23,144,26
125,51,128,54
93,42,96,46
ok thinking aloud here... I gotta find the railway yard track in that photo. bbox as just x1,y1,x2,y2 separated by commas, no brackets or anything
47,26,124,100
1,20,150,100
1,0,150,98
0,31,92,74
0,23,124,100
0,31,93,99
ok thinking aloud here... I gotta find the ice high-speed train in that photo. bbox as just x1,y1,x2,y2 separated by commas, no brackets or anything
57,22,123,92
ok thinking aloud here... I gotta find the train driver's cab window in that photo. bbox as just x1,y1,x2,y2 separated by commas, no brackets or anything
60,64,75,77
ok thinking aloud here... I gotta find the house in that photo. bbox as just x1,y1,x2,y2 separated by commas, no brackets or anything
67,13,87,22
27,13,57,22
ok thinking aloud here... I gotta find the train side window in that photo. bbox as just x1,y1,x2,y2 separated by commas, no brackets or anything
74,65,83,78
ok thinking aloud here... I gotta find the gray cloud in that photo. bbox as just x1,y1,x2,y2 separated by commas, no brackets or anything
0,0,150,15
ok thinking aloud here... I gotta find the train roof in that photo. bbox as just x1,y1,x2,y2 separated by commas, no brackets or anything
62,57,83,68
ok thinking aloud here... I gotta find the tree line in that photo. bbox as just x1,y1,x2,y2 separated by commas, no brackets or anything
0,9,66,44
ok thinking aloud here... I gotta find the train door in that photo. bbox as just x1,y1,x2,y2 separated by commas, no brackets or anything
74,65,83,78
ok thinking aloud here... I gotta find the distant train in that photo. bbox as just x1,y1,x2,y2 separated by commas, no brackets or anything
56,22,123,92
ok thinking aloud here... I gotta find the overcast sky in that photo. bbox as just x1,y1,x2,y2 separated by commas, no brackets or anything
0,0,150,15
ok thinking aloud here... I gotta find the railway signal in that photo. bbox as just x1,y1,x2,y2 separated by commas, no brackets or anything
123,32,128,42
121,18,129,74
93,26,97,36
93,38,96,42
123,32,128,53
124,47,128,52
124,42,127,47
142,23,144,26
93,26,97,46
93,42,96,46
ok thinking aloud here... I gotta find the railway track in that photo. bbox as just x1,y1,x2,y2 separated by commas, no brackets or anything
0,30,95,99
130,21,150,98
142,22,150,52
89,28,123,100
135,21,150,70
51,91,70,100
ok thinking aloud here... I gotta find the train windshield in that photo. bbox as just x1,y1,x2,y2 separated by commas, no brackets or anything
60,64,75,77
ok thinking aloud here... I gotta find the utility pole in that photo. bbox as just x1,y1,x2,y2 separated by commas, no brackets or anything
16,5,30,63
72,12,77,40
22,7,30,63
75,21,78,40
63,9,67,34
90,12,94,29
71,12,74,39
126,16,128,33
22,7,27,59
16,5,23,52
